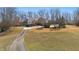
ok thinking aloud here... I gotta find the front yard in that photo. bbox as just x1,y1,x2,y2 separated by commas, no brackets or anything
24,25,79,51
0,27,22,50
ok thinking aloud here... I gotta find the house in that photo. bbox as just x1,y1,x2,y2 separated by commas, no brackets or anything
50,24,59,29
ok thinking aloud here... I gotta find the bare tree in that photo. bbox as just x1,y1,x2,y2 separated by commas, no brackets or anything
37,9,46,26
50,9,65,28
0,7,16,32
44,11,50,28
50,9,55,24
59,16,65,28
73,8,79,26
50,9,61,24
38,9,45,18
20,13,28,26
45,11,49,22
27,11,33,26
63,12,72,25
33,12,38,20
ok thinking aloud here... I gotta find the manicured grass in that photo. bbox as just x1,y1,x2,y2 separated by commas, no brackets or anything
0,27,22,51
24,30,79,51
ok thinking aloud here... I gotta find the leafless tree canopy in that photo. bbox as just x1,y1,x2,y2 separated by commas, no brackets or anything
0,7,79,32
0,7,16,32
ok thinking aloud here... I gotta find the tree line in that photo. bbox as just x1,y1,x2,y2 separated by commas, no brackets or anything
0,8,79,32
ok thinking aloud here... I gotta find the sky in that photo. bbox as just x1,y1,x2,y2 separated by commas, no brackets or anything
0,7,77,22
16,7,77,14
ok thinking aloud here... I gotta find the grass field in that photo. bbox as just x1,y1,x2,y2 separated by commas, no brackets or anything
24,25,79,51
0,27,22,50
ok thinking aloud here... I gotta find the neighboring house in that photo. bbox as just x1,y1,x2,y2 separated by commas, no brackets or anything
50,24,59,29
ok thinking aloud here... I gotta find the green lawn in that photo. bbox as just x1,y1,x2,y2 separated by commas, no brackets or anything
0,27,22,51
24,31,79,51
